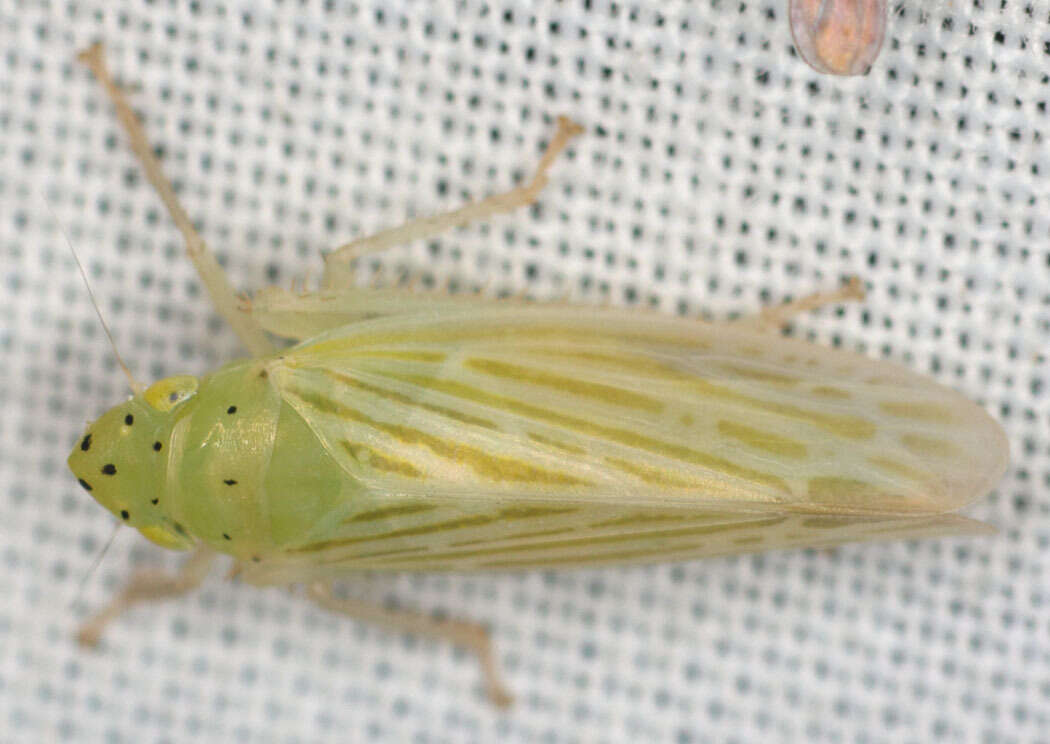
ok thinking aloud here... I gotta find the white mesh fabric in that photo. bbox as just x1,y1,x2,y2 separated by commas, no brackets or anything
1,1,1047,742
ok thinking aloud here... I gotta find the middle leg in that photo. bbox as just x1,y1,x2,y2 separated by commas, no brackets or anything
321,117,584,289
307,582,514,708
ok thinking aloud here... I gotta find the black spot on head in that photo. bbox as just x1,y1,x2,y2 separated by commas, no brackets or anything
222,533,231,540
124,414,134,426
150,498,159,505
120,509,130,520
223,479,238,486
174,522,187,535
78,478,93,492
153,441,163,452
101,464,117,475
80,434,92,451
258,370,268,379
227,405,237,414
169,392,178,402
251,556,261,563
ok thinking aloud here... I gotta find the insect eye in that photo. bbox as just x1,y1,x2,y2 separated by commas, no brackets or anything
144,375,199,412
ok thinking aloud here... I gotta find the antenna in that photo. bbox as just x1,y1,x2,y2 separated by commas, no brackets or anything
72,520,122,610
47,202,145,395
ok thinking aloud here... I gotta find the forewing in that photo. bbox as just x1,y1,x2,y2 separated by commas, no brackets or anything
242,503,991,584
253,305,1006,577
250,286,492,340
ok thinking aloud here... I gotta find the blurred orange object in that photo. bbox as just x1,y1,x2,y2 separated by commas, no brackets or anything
789,0,887,76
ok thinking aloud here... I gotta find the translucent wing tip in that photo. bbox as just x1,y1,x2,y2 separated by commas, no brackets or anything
927,396,1010,513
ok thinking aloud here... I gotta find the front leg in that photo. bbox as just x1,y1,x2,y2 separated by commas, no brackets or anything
77,547,216,647
77,43,274,357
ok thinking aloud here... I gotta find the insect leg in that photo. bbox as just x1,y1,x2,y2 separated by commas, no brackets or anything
77,546,216,647
737,277,866,332
307,582,514,708
321,116,584,289
77,43,273,357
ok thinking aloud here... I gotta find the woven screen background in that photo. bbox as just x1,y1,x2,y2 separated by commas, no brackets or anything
2,1,1047,742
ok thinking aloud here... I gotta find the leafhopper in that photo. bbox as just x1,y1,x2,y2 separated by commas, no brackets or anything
68,43,1008,706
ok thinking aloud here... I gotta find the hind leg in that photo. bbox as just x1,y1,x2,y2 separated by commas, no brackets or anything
307,582,514,708
736,277,866,332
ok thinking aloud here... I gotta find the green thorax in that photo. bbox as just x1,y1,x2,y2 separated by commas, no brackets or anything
68,358,355,561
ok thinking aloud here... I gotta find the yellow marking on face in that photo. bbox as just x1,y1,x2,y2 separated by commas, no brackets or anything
466,357,664,412
716,420,808,459
138,525,188,550
341,440,422,478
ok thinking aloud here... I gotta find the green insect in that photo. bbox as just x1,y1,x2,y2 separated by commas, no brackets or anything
68,43,1009,707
